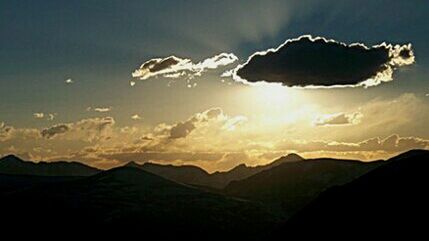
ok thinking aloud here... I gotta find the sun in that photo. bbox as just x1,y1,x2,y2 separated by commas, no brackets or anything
252,83,291,105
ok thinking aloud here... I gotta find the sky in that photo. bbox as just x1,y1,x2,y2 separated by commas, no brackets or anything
1,0,429,172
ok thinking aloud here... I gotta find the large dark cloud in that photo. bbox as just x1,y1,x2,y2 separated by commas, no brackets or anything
234,35,415,87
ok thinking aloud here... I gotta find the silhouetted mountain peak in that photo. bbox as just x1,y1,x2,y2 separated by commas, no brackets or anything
0,154,25,164
230,163,248,171
389,149,429,161
91,166,186,188
271,153,304,166
125,161,142,168
142,162,209,174
0,155,100,176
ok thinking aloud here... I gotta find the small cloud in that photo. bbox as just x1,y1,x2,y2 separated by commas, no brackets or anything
233,35,415,88
41,124,70,139
33,112,56,121
33,113,45,119
0,122,14,141
131,53,238,85
40,117,115,141
87,107,112,113
65,78,74,84
47,113,56,121
131,114,142,120
314,112,363,126
94,107,111,113
154,108,224,139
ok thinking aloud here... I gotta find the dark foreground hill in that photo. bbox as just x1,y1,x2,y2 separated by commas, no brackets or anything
224,157,385,217
0,166,276,240
272,149,429,239
130,153,304,189
0,154,100,176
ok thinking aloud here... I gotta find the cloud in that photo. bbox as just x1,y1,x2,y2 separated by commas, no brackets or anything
40,117,115,141
33,113,45,119
47,114,55,121
0,122,14,141
131,53,238,84
277,134,429,153
33,112,56,120
233,35,415,87
164,108,223,139
41,124,70,139
131,114,142,120
94,107,111,113
314,112,363,126
65,78,74,84
86,107,112,113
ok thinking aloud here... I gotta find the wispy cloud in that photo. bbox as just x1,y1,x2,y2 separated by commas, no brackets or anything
314,112,363,126
131,53,238,86
86,107,112,113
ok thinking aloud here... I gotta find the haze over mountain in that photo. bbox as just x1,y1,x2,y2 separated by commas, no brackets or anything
224,156,385,217
126,153,304,188
0,154,100,176
273,149,429,238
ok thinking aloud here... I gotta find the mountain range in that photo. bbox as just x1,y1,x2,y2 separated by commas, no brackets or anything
127,153,304,188
0,154,100,176
0,150,428,239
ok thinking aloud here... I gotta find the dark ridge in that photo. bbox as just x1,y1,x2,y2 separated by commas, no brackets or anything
0,155,100,176
273,149,429,239
224,156,385,218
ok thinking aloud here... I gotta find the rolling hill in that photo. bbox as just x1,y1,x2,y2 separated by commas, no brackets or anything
0,154,100,176
224,157,385,217
130,153,304,189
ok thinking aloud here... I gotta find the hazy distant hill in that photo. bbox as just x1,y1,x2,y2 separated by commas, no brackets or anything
224,157,385,217
130,153,304,189
0,166,276,240
0,154,100,176
271,149,429,238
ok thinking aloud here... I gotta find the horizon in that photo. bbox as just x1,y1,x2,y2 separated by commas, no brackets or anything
1,149,400,173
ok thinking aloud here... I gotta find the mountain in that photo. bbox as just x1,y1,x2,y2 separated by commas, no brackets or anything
133,161,213,186
130,153,304,189
274,149,429,238
0,166,277,240
224,157,385,218
0,154,100,176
